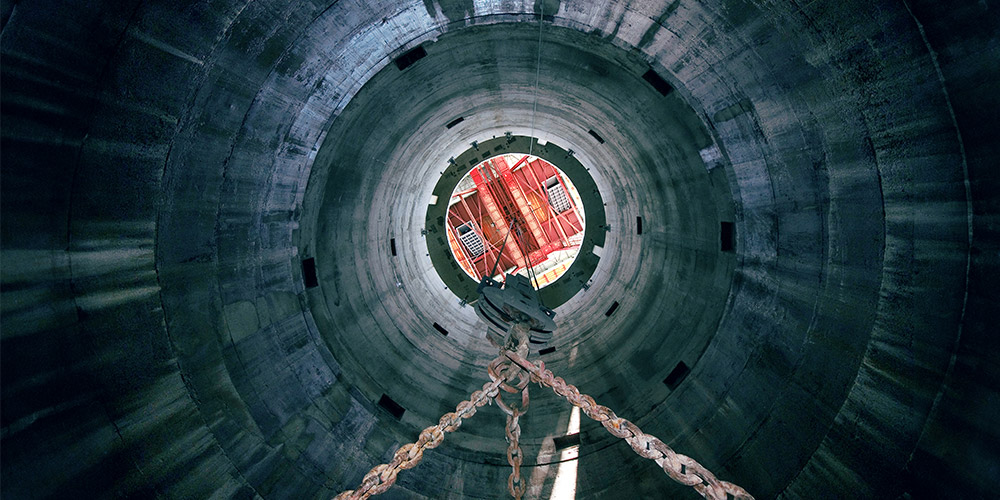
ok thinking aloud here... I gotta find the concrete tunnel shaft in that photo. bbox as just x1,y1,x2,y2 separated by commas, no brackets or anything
300,22,734,497
0,1,997,499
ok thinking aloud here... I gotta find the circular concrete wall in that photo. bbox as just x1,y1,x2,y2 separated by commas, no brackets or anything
1,1,997,499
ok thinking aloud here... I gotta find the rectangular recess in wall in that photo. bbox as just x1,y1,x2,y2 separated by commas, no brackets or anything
539,346,556,355
301,257,318,289
604,301,620,317
553,432,581,450
433,322,449,336
394,45,427,71
390,238,397,256
720,221,735,252
588,129,605,144
636,216,643,235
378,394,406,420
642,69,673,96
446,116,464,129
663,361,690,390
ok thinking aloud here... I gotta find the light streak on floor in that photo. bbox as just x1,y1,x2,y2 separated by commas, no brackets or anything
550,406,581,500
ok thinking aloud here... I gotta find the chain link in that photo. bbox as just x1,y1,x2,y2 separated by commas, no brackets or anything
336,323,754,500
334,376,504,500
494,325,530,499
504,350,755,500
505,410,526,499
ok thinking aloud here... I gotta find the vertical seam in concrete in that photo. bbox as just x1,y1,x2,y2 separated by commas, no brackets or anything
899,0,975,469
151,2,276,496
61,0,153,491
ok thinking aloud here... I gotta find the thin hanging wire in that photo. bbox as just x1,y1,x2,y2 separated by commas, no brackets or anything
488,224,513,281
519,226,541,289
527,1,544,158
512,225,538,288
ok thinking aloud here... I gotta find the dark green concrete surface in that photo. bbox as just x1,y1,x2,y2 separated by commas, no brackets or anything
1,1,997,499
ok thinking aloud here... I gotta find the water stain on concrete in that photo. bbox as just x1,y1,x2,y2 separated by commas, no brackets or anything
535,0,560,20
422,0,475,23
639,0,681,48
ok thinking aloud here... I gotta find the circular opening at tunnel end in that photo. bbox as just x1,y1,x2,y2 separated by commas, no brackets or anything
425,136,606,308
446,153,586,290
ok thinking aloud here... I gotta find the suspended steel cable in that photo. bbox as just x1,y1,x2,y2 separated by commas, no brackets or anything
527,1,544,158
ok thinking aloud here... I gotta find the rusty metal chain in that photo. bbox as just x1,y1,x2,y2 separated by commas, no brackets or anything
503,350,755,500
505,410,526,499
491,325,530,499
334,376,504,500
488,354,530,416
336,322,753,500
336,326,533,500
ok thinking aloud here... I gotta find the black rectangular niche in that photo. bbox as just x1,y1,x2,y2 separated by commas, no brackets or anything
301,257,318,289
642,69,673,96
433,322,449,336
605,301,620,317
663,361,690,390
721,221,735,252
553,432,581,450
378,394,406,420
588,129,605,144
394,45,427,71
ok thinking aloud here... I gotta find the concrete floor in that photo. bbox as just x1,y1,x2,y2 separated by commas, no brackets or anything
1,1,998,499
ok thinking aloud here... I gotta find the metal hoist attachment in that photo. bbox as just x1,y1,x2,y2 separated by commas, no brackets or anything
475,273,555,351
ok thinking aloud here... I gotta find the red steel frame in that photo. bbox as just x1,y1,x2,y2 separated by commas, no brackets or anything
447,154,584,282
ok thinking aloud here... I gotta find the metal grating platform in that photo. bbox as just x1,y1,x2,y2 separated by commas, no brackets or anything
457,222,485,257
545,177,572,214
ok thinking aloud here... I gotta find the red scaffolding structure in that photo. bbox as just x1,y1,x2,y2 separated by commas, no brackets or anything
446,154,584,286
